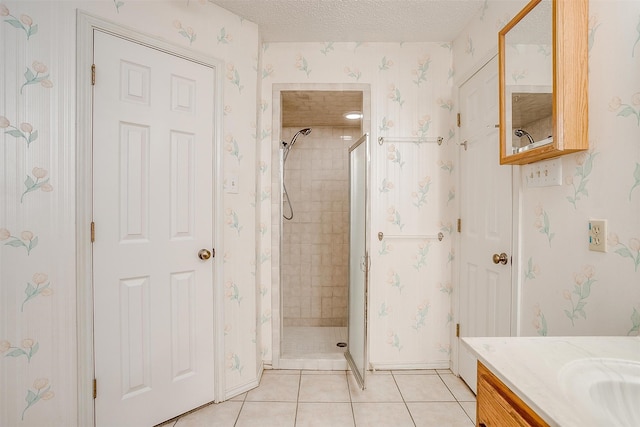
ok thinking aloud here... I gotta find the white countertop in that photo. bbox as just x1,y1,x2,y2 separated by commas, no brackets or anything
462,336,640,427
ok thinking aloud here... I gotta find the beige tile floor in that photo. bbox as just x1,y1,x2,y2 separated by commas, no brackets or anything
162,369,476,426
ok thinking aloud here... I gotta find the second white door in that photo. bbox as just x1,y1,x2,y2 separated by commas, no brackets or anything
93,31,217,426
458,56,513,393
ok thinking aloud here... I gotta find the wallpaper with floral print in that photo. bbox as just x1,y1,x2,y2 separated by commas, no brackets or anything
453,0,640,343
2,0,638,424
1,1,259,425
260,42,458,368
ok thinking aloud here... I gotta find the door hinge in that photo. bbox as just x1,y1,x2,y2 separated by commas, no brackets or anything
93,378,97,399
91,222,95,242
91,64,96,86
456,323,460,337
457,218,462,233
456,113,461,127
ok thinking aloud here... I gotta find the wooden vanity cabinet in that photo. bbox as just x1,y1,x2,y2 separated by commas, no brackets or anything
476,362,549,427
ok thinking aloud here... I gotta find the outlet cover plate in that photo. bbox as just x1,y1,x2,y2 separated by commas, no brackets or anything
588,219,607,252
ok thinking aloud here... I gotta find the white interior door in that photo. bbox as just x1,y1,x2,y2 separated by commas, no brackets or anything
458,56,513,394
93,31,216,426
346,134,370,390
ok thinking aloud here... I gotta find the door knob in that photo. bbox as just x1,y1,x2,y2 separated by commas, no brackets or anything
198,249,212,260
492,252,508,265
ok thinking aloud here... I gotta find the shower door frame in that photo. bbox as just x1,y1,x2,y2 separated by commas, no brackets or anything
345,133,371,389
271,83,372,369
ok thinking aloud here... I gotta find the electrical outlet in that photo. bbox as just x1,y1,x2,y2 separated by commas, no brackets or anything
588,219,607,252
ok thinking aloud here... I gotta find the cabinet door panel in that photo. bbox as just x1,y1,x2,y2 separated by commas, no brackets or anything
476,362,549,427
498,0,588,165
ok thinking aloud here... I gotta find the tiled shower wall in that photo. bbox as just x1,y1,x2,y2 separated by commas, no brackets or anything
281,126,360,327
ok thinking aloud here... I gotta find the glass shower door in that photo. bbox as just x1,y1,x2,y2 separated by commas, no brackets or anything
345,133,369,390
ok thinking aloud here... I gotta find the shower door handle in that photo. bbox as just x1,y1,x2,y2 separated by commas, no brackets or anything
360,255,370,273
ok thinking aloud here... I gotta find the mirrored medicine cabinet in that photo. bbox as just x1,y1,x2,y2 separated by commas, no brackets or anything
499,0,588,165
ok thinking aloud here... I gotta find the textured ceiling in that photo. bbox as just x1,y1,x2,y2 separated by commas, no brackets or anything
511,92,552,128
208,0,487,42
282,91,363,128
212,1,531,128
507,0,552,44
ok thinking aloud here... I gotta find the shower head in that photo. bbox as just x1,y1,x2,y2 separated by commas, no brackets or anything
282,128,312,162
281,127,312,221
514,128,535,144
289,127,312,149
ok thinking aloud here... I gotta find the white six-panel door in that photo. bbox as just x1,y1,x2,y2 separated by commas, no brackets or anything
458,56,513,394
92,31,216,426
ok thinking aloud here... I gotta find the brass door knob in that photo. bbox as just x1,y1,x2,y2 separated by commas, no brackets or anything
198,249,212,260
492,253,508,265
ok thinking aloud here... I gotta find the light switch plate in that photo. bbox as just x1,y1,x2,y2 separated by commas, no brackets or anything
225,174,239,194
525,159,563,187
588,219,607,252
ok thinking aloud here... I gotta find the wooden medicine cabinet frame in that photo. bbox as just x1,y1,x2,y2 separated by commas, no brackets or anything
499,0,588,165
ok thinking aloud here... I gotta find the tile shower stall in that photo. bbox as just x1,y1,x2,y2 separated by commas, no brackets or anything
280,126,360,359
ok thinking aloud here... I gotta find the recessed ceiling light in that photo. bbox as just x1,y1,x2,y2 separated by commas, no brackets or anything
344,111,363,120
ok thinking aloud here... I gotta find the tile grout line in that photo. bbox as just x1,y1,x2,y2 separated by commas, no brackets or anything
391,371,418,427
232,391,248,426
293,370,302,426
436,371,476,426
346,370,357,427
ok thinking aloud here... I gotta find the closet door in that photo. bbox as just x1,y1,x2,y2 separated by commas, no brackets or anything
93,30,217,426
346,133,370,389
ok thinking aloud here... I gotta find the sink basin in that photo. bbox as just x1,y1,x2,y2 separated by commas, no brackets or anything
558,358,640,426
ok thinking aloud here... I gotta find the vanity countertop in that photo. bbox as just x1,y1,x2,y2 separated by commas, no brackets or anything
462,336,640,427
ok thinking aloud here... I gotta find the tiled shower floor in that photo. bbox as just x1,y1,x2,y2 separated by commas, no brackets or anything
280,326,348,370
282,326,348,358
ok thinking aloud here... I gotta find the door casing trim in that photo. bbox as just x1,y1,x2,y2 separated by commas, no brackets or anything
76,11,225,425
270,83,372,369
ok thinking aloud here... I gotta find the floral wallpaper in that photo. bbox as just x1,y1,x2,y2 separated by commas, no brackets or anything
260,41,458,368
453,0,640,342
1,0,259,425
1,0,638,424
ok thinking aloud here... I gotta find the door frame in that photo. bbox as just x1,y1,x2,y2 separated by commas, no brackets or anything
75,12,225,425
270,83,372,369
451,51,523,376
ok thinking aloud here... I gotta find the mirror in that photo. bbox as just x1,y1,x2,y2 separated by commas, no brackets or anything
507,87,552,153
504,0,553,155
499,0,589,165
